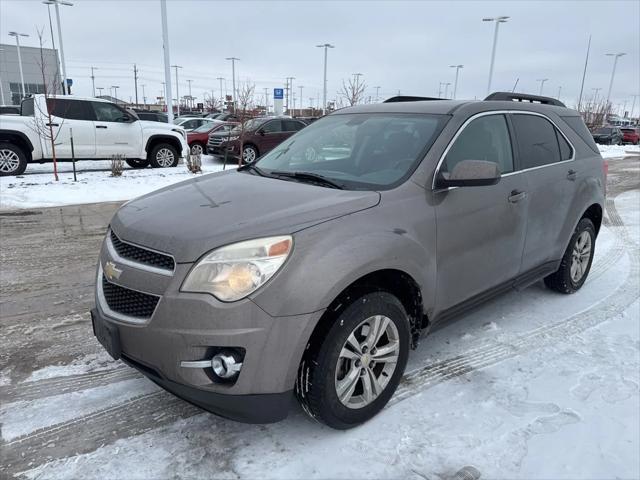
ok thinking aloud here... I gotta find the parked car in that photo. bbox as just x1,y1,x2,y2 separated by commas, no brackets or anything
175,116,220,131
187,121,238,156
92,92,604,429
592,126,623,145
0,105,21,115
297,116,321,125
207,117,306,163
621,127,639,145
0,95,188,176
134,111,168,123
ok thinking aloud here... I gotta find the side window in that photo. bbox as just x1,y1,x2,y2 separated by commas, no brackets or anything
512,114,561,169
262,120,282,133
182,120,197,129
442,114,514,175
21,98,34,116
92,102,128,122
556,130,573,161
47,99,92,120
559,115,599,153
283,120,305,132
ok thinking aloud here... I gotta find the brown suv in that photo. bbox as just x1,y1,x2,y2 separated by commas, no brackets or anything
207,117,306,163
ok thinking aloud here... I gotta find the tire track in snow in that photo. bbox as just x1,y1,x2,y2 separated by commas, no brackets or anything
390,193,638,407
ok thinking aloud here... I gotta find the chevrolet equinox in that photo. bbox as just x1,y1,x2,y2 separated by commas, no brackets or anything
92,92,605,429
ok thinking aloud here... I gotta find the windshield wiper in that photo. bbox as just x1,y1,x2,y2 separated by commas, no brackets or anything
237,163,270,177
269,170,344,189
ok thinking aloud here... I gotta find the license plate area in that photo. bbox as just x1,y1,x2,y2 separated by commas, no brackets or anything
91,310,122,360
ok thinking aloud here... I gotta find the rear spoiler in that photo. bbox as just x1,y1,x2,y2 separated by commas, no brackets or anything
485,92,566,107
383,96,442,103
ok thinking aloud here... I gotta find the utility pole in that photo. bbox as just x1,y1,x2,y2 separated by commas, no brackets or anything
316,43,334,115
96,87,104,97
605,52,626,107
141,84,146,106
449,65,463,99
187,79,192,109
299,85,304,111
483,16,509,96
374,86,381,102
8,32,28,98
216,77,224,109
133,64,139,106
263,87,269,113
443,82,451,99
111,85,119,102
160,0,174,122
171,64,182,115
90,66,97,97
537,78,548,95
557,85,562,100
225,57,239,109
438,82,444,98
577,35,591,112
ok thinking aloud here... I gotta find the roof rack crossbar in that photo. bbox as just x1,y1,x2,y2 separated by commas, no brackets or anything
383,95,442,103
484,92,566,108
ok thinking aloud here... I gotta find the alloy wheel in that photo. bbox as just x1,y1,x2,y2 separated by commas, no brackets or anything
190,144,203,156
570,231,591,283
242,146,256,163
156,148,175,167
334,315,400,409
0,149,20,173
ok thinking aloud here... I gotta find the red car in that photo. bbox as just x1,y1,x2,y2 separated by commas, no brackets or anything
187,121,238,156
621,127,639,145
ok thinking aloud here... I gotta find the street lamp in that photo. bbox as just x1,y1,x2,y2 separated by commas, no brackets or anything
160,0,174,122
8,32,29,98
537,78,548,95
171,65,182,115
285,76,295,114
443,82,452,99
111,85,119,102
299,85,304,110
605,52,625,107
449,64,463,99
482,16,509,96
225,57,239,109
374,86,381,102
42,0,73,95
316,43,334,115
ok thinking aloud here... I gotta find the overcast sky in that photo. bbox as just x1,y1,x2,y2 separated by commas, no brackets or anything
2,0,639,111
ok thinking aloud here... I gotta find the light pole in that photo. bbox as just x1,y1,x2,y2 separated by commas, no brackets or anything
630,94,639,120
187,79,192,109
90,66,97,97
374,86,381,102
557,85,562,100
43,0,73,94
285,76,295,114
537,78,548,95
443,82,452,99
216,77,224,106
96,87,104,97
171,65,182,115
591,87,601,105
43,1,62,93
8,32,29,99
141,84,146,105
316,43,334,115
225,57,239,109
605,52,625,107
111,85,119,102
263,87,269,114
299,85,304,111
449,64,463,99
482,16,509,96
438,82,445,98
0,49,5,104
160,0,174,122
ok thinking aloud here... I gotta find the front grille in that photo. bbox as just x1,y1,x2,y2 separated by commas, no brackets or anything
110,231,175,272
102,275,160,319
208,136,223,147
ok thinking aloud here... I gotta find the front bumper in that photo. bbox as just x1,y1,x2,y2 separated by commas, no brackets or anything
92,234,322,423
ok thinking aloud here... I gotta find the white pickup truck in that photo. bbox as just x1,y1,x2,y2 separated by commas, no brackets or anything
0,95,189,176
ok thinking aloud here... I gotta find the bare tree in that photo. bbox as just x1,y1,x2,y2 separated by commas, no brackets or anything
234,82,256,167
578,99,613,129
29,28,64,181
339,77,367,106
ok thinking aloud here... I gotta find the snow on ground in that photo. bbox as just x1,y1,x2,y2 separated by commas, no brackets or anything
0,155,230,210
23,351,118,383
598,144,640,158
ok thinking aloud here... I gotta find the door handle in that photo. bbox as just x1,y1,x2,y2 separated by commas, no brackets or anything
508,190,527,203
567,169,577,181
46,122,59,127
96,125,108,129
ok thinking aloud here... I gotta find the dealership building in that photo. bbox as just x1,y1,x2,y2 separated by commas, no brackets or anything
0,43,62,105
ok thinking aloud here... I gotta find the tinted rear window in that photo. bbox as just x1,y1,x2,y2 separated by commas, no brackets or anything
20,98,34,116
512,114,561,169
47,99,92,120
560,115,600,153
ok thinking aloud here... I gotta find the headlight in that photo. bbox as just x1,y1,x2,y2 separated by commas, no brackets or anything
181,236,293,301
172,128,186,139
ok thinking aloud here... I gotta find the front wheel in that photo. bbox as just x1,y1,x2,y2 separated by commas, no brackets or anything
125,158,150,169
149,143,179,168
296,292,410,429
544,218,596,294
241,145,258,164
190,142,204,156
0,142,27,176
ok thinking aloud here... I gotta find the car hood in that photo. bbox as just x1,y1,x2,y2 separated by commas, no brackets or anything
139,120,183,131
110,170,381,263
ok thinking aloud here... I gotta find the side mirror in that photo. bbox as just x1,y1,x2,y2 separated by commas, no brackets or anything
258,129,265,136
436,160,501,188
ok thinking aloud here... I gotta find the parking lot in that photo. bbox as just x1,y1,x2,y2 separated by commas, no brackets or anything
0,154,638,479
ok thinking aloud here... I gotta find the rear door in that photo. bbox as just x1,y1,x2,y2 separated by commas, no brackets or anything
510,112,577,272
434,113,529,311
258,119,286,153
91,101,142,158
44,99,96,159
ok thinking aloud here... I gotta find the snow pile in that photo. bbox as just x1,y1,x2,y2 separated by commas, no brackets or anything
24,352,118,383
598,144,640,158
0,156,231,210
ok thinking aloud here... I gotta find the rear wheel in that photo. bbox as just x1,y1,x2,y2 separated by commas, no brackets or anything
190,142,204,156
242,144,258,164
149,143,179,168
125,159,149,169
0,142,27,176
296,292,410,429
544,218,596,294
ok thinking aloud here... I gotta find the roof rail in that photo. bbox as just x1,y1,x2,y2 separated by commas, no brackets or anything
485,92,566,107
383,95,442,103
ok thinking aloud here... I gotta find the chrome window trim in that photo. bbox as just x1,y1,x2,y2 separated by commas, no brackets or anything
96,264,161,325
431,109,576,191
107,229,175,277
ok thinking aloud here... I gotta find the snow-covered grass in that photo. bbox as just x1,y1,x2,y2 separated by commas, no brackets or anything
0,155,232,210
598,144,640,158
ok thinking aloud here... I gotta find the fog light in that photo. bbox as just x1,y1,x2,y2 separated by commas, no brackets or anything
211,352,242,379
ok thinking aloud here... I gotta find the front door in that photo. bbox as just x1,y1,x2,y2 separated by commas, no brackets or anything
433,113,529,312
258,119,286,154
90,101,142,158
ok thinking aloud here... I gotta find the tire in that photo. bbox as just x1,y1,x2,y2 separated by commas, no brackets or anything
149,143,179,168
544,218,596,294
125,159,150,169
190,142,204,156
296,292,410,429
0,142,27,176
241,144,258,164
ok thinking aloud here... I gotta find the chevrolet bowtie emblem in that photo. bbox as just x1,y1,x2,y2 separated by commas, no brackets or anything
104,261,123,281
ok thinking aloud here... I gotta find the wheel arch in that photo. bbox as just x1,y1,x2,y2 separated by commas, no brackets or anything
581,203,603,235
0,130,34,161
145,134,182,157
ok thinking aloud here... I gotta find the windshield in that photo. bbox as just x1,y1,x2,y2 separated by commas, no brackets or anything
595,127,613,134
193,123,216,133
230,118,265,135
253,113,447,190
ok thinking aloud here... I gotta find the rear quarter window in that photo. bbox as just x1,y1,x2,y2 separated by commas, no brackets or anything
21,98,34,116
560,115,600,154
